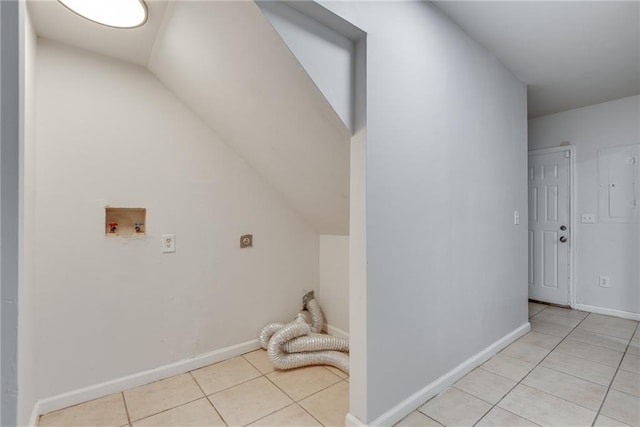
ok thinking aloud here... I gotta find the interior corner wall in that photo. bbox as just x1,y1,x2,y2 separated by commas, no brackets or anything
17,3,38,424
32,39,319,399
528,95,640,316
318,235,349,334
318,2,528,422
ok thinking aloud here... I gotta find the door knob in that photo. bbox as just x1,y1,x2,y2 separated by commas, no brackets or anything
559,236,567,243
560,225,567,231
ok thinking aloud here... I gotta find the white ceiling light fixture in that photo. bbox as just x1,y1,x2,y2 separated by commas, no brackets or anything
57,0,148,29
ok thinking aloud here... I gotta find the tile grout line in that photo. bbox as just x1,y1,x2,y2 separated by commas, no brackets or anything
189,363,283,427
127,395,211,424
528,315,636,374
187,371,229,427
121,392,132,427
482,332,624,387
471,308,594,426
241,350,348,426
236,375,297,427
245,402,323,427
190,366,302,427
241,353,273,376
590,322,639,427
195,373,263,398
295,376,347,403
549,344,628,370
420,305,553,426
561,334,629,354
260,366,346,426
527,304,550,320
125,369,233,425
122,350,346,427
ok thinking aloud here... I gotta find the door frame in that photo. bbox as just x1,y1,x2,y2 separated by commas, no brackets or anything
528,145,576,308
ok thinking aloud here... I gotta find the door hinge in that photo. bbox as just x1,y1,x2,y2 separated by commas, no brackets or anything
565,151,571,158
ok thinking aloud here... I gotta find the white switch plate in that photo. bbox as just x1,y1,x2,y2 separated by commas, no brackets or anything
514,210,520,225
581,213,596,224
599,275,610,288
162,234,175,253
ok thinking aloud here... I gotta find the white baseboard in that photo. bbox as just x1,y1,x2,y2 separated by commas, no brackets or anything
37,339,260,416
345,412,366,427
27,400,40,427
345,322,531,427
574,304,640,321
325,324,349,338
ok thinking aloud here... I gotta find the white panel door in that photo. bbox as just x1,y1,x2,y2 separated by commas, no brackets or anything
528,150,570,305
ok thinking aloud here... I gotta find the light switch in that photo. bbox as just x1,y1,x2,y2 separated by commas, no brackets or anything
581,213,596,224
514,210,520,225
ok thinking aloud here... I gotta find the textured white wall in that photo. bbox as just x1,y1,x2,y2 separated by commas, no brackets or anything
319,2,529,422
33,40,319,399
318,235,349,334
529,95,640,316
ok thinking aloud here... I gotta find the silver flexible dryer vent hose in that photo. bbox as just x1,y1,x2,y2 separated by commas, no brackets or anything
267,321,349,373
258,322,284,349
282,333,349,353
258,291,349,373
306,298,325,333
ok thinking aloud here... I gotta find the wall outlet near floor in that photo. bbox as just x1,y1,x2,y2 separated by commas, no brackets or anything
162,234,176,253
599,275,610,288
581,213,596,224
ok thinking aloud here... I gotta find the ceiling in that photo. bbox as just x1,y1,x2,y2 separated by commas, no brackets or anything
29,0,640,120
28,0,169,66
24,0,640,230
434,1,640,118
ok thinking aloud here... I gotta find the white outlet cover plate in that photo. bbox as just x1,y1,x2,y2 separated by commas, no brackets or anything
162,234,175,253
581,213,596,224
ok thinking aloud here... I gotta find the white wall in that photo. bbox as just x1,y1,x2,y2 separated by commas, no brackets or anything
529,95,640,316
17,4,38,424
256,1,354,133
32,39,319,399
319,2,529,423
318,235,349,334
1,1,23,424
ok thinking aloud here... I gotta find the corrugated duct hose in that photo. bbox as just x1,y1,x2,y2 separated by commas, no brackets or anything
258,291,349,374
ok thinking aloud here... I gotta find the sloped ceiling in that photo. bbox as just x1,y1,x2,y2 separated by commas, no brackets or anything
148,2,350,234
28,0,351,235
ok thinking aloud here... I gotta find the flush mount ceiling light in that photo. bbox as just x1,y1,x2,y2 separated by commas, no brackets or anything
58,0,148,29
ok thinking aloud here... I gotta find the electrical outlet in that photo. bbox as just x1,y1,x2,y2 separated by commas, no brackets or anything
581,213,596,224
599,275,610,288
162,234,175,253
514,210,520,225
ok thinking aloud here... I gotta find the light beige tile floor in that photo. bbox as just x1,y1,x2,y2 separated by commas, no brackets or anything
396,303,640,427
38,304,639,427
39,350,348,427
